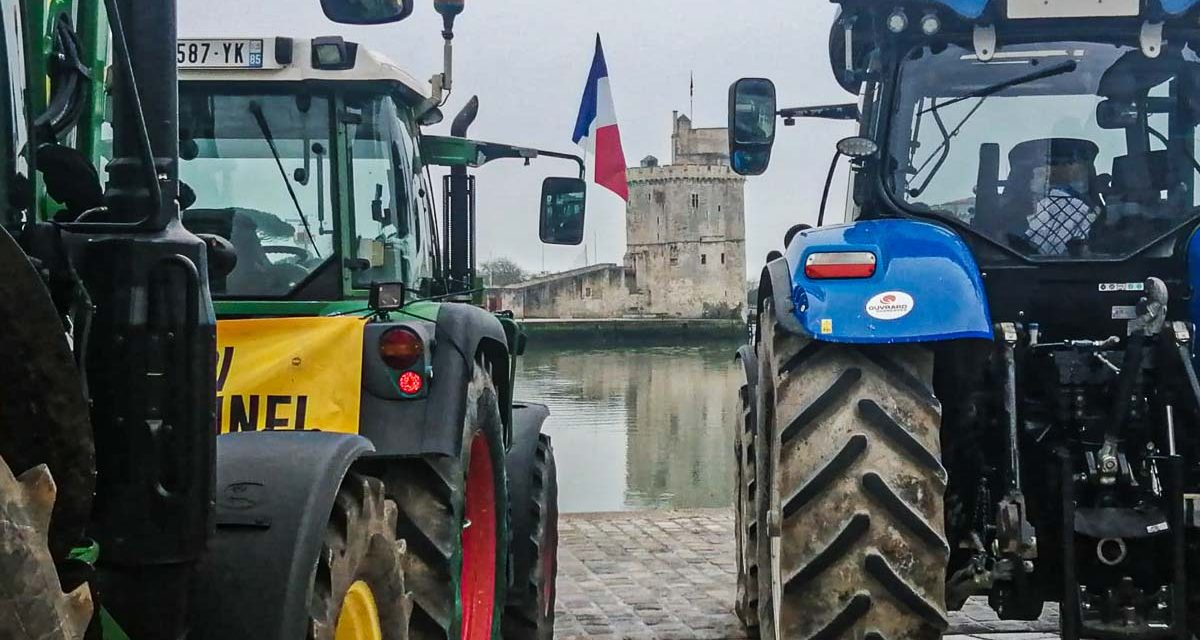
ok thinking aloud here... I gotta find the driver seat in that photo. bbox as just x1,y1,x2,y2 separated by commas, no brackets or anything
995,138,1101,255
183,208,275,294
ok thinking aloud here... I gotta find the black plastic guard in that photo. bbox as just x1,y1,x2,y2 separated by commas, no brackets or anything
758,257,806,340
191,431,373,640
505,402,551,594
359,302,510,458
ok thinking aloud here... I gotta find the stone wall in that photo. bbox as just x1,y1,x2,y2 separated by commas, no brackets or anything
486,264,636,319
671,113,730,166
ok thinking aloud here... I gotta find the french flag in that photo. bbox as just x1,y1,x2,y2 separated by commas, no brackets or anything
572,35,628,201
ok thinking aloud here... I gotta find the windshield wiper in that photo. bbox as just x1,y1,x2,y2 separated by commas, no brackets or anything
908,60,1079,198
921,60,1079,115
248,100,321,258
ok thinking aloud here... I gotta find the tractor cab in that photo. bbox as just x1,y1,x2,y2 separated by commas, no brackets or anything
178,37,442,305
732,0,1200,336
177,35,586,311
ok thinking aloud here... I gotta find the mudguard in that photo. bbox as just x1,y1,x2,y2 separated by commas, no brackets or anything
191,431,373,640
505,402,552,596
359,302,512,458
767,218,992,344
735,344,758,391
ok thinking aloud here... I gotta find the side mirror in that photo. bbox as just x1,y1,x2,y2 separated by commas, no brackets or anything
728,78,777,176
539,177,587,246
319,0,413,25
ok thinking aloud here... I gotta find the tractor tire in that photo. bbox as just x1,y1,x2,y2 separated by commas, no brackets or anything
0,457,92,640
502,433,559,640
0,224,94,560
754,299,949,640
734,348,760,632
385,361,508,640
307,472,410,640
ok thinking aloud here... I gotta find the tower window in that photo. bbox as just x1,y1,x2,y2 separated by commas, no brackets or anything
721,253,726,264
691,193,699,208
701,254,707,265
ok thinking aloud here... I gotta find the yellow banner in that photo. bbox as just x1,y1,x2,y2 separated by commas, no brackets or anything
216,317,366,434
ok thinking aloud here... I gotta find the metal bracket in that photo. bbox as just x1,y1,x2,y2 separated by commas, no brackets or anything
1140,21,1164,58
999,322,1019,345
1171,321,1191,345
974,24,997,61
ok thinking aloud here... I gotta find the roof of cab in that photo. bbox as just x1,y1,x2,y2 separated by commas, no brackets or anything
832,0,1200,20
178,36,429,99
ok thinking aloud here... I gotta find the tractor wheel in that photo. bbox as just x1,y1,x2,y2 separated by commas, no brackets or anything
307,472,410,640
734,349,759,632
0,456,92,640
386,361,508,640
754,299,949,640
502,433,559,640
0,224,94,560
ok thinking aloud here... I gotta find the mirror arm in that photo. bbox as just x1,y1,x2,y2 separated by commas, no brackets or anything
778,103,860,121
535,149,587,180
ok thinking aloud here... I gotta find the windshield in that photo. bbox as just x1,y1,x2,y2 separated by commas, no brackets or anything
888,40,1200,260
179,90,335,297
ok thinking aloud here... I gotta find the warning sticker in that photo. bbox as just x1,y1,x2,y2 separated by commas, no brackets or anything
1098,282,1145,292
820,319,834,334
865,291,914,321
216,317,366,434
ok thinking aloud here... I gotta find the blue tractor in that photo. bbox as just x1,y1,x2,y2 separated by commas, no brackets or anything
730,2,1200,639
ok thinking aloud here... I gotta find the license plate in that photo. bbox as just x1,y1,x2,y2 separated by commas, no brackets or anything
1007,0,1139,19
178,39,265,69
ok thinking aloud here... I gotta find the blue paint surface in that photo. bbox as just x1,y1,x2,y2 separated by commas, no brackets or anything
784,219,993,344
1187,231,1200,361
841,0,1200,18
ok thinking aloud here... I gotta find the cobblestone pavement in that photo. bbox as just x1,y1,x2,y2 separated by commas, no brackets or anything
555,509,1060,640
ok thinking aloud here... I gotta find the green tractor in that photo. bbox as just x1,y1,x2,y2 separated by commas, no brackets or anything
2,0,578,637
175,3,584,640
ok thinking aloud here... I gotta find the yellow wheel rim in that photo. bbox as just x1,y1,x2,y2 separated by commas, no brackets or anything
335,581,383,640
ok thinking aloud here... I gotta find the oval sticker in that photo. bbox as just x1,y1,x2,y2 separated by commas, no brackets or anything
866,291,914,321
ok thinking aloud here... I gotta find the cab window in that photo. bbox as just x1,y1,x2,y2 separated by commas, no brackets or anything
345,93,422,289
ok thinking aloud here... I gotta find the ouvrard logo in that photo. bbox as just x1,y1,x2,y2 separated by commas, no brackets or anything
865,291,914,321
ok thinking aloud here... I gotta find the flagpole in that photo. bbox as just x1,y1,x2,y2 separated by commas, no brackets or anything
690,71,695,120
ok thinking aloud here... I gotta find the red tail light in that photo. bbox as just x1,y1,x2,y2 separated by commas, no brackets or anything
804,251,877,279
397,370,425,395
379,328,424,370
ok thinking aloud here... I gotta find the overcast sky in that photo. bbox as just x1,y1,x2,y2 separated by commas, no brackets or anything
180,1,856,278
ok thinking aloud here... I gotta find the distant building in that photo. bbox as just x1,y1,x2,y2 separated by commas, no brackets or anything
623,114,747,318
487,113,747,319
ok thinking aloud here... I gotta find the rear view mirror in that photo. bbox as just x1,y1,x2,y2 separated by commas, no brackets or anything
539,177,587,246
319,0,413,25
728,78,777,176
1096,99,1138,129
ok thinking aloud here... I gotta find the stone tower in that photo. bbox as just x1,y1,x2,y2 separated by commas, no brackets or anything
623,113,747,318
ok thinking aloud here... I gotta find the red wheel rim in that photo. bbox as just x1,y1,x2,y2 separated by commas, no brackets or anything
461,433,497,640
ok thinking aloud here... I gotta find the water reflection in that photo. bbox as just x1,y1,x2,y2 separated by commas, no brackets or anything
514,339,742,513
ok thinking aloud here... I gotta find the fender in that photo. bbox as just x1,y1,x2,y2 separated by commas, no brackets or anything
779,218,992,344
359,302,511,458
504,402,551,598
191,431,373,640
735,344,757,391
